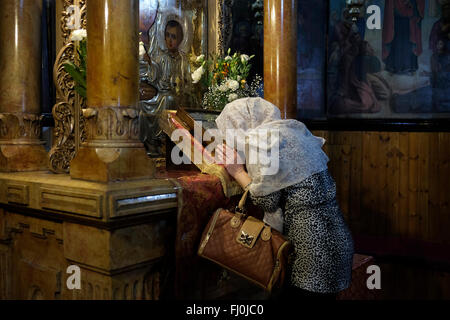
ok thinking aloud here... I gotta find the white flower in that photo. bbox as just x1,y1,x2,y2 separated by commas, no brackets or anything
226,79,239,91
225,56,232,61
240,54,250,63
228,93,238,102
70,29,87,42
196,54,205,63
192,65,205,84
139,41,146,60
218,83,228,92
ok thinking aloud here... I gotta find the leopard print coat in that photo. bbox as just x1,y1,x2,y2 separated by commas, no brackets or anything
250,169,354,294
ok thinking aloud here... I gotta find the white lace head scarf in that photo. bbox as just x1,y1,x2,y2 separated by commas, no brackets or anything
215,97,330,197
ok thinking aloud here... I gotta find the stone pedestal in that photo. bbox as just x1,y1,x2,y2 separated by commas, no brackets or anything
0,171,179,300
0,0,47,172
70,0,154,182
264,0,298,119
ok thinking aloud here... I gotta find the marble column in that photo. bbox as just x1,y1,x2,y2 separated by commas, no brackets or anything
264,0,298,119
0,0,47,172
70,0,155,182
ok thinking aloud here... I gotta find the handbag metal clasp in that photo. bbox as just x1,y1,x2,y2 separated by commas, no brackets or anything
239,231,254,246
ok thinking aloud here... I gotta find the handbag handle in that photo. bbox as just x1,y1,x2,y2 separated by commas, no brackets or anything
235,189,250,214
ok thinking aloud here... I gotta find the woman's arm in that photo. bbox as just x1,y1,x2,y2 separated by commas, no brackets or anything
228,168,252,190
215,143,282,222
215,143,252,190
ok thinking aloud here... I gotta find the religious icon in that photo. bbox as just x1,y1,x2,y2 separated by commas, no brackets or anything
139,7,194,157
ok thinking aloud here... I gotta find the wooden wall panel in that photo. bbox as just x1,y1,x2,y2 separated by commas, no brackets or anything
439,133,450,245
386,132,400,237
312,131,450,246
398,132,410,237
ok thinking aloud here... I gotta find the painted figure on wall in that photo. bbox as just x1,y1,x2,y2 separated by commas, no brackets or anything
326,0,450,117
429,0,450,111
328,17,391,115
382,0,426,74
297,0,327,119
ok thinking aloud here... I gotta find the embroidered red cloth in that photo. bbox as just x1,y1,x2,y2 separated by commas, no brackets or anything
156,169,233,298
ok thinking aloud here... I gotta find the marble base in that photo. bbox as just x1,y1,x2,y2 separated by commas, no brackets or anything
70,147,155,182
0,144,47,172
0,171,178,300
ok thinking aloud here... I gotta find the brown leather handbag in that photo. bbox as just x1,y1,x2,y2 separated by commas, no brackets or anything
198,190,292,292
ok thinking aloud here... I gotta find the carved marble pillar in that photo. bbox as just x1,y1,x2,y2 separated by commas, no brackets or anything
264,0,298,119
70,0,155,182
0,0,47,172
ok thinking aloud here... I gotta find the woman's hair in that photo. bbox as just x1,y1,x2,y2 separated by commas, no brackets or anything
216,97,281,134
215,98,330,197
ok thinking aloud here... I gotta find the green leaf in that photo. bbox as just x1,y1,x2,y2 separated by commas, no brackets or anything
80,40,87,57
63,61,86,87
77,50,87,71
75,85,87,98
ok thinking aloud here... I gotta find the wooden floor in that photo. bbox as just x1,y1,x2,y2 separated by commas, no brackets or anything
375,259,450,299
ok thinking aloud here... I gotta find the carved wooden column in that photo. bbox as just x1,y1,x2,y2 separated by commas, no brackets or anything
70,0,155,182
264,0,298,119
0,0,47,172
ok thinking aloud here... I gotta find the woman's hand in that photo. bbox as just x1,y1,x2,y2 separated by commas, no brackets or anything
214,143,245,178
215,143,252,190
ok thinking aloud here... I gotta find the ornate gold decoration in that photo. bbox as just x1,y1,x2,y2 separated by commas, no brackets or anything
218,0,233,55
0,113,44,143
48,0,87,173
82,107,142,147
158,110,243,197
208,0,233,56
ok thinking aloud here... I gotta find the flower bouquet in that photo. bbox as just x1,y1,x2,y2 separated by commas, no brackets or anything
191,49,263,111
